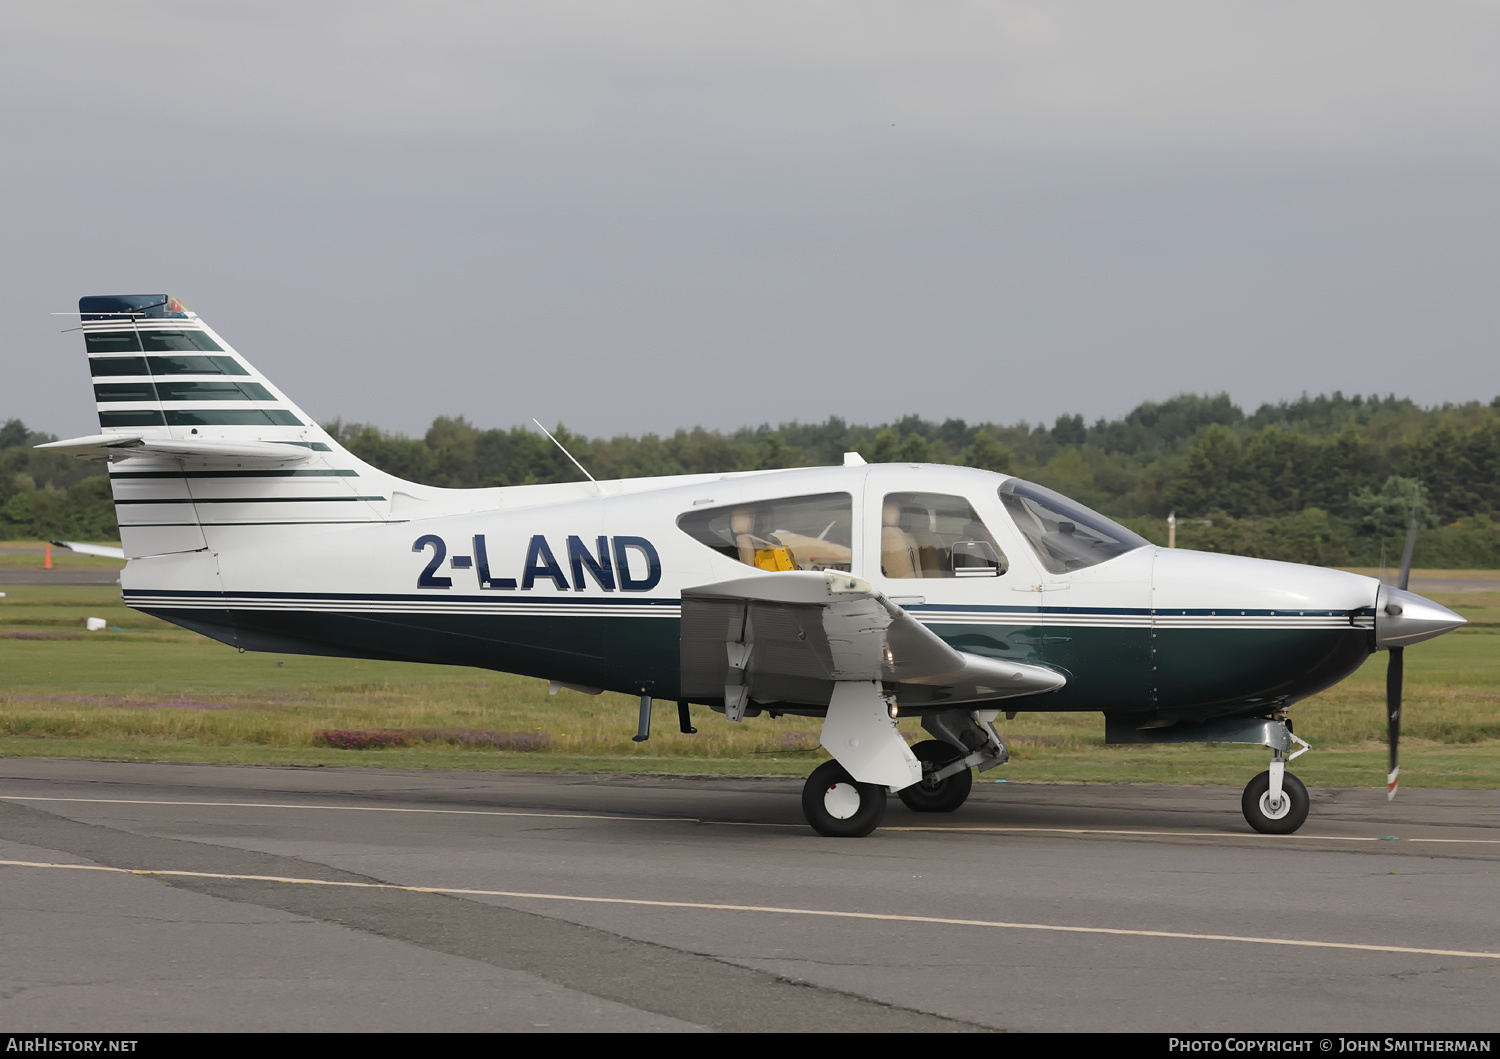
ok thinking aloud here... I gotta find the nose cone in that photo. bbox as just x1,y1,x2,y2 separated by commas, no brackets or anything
1375,585,1467,649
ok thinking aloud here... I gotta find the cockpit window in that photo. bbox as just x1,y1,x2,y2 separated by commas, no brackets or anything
998,478,1148,574
678,493,852,572
880,492,1007,579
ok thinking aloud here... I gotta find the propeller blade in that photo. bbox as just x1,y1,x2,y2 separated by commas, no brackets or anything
1397,489,1420,592
1386,484,1418,800
1386,645,1403,801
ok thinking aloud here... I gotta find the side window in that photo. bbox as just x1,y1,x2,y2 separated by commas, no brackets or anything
678,493,852,573
881,492,1007,579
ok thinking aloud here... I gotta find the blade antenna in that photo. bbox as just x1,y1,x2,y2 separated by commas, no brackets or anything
531,419,601,494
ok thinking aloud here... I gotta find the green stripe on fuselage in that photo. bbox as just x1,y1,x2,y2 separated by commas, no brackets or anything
133,606,1372,715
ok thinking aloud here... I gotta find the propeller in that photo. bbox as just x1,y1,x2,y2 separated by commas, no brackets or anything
1385,492,1421,801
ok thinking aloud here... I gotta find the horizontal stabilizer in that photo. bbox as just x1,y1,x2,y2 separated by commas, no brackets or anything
51,540,126,560
36,432,312,466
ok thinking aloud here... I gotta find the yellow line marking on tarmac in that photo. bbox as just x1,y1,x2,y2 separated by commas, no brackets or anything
4,796,1496,843
1,857,1497,962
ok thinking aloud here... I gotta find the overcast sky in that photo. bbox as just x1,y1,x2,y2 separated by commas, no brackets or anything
4,2,1498,439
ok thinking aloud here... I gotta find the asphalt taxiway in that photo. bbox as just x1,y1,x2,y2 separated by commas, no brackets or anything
1,760,1496,1032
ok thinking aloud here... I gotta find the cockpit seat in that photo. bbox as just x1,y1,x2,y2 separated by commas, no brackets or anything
733,507,796,571
902,505,948,577
881,501,921,579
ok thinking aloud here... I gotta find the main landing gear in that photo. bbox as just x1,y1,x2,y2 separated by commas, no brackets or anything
802,760,888,838
800,691,1008,837
897,740,975,813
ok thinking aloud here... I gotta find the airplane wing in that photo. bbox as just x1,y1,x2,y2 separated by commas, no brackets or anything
680,570,1064,716
36,432,312,466
51,540,127,560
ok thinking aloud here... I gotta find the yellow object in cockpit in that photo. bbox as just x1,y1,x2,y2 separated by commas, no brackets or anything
753,545,797,571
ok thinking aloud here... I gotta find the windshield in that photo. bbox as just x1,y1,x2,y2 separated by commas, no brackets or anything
998,478,1149,574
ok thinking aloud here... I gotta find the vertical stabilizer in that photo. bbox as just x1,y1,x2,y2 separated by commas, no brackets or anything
73,295,400,560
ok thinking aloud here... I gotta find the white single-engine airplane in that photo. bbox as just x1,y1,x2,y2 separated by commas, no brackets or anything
43,295,1467,837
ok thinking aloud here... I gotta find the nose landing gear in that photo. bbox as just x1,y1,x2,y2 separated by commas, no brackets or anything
1105,713,1314,835
1242,768,1310,834
1241,728,1312,834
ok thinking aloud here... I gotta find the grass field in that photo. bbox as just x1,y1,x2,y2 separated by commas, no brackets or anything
1,579,1495,788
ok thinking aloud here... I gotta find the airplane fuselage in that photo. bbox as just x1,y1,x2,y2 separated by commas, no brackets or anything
121,462,1379,721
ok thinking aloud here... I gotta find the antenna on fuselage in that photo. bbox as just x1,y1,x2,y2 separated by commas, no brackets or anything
531,418,602,495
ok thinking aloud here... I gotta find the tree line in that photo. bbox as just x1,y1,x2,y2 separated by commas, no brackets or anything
5,391,1499,567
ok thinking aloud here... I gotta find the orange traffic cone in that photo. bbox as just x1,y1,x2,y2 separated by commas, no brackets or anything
43,543,52,569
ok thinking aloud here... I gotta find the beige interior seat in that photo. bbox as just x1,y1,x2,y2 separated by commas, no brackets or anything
880,501,921,578
732,508,761,566
903,506,948,577
733,507,796,569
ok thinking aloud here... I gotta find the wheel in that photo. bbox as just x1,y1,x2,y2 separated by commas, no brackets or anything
1241,770,1310,835
802,760,887,837
897,740,974,813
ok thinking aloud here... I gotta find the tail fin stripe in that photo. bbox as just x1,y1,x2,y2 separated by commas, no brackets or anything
88,354,244,376
170,410,303,426
97,410,306,428
100,410,165,427
94,383,158,401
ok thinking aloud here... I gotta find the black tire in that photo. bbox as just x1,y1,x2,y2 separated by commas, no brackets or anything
897,740,974,813
1241,770,1310,835
802,760,887,838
